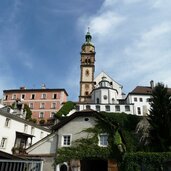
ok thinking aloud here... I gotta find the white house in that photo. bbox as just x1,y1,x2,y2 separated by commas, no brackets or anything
26,110,119,171
0,109,51,154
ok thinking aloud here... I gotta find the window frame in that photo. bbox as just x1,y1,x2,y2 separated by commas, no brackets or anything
12,94,17,100
125,105,130,111
0,137,7,149
39,112,44,119
134,97,137,102
29,103,34,109
137,107,141,115
31,94,35,100
139,98,143,102
5,118,11,127
62,135,72,147
24,124,28,133
40,103,45,109
41,93,46,99
99,133,108,147
105,105,110,111
115,105,120,112
51,102,56,109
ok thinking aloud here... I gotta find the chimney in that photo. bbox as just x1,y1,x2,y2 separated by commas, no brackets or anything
150,80,154,89
41,84,46,89
20,86,26,90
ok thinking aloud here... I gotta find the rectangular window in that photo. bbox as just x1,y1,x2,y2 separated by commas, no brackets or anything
105,105,110,111
24,124,28,133
115,105,120,112
137,107,141,115
51,103,56,109
99,134,108,147
29,103,34,109
40,103,45,109
5,118,11,127
50,112,55,118
134,97,137,102
86,105,90,110
31,94,35,99
4,95,8,100
146,98,152,102
139,98,143,102
125,105,130,111
53,94,57,99
62,135,71,146
0,138,7,148
21,94,25,99
41,93,46,99
76,105,80,111
39,112,44,118
12,94,16,100
96,105,100,112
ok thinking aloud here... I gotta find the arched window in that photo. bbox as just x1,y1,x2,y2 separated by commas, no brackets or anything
96,98,100,104
85,91,89,96
60,164,67,171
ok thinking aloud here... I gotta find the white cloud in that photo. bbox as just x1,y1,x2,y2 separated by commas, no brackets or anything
77,0,171,92
89,11,125,38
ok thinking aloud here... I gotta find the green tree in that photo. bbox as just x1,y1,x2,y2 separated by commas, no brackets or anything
148,83,171,151
24,104,32,120
55,101,76,118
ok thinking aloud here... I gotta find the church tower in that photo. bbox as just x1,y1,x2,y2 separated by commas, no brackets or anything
79,30,95,102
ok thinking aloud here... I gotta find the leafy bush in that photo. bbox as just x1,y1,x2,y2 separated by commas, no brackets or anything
122,152,171,171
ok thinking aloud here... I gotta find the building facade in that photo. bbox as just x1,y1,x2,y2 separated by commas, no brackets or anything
0,109,50,154
3,86,68,122
26,110,119,171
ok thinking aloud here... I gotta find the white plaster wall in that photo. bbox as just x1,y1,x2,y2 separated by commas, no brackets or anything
0,114,50,154
127,94,151,115
27,133,57,155
94,72,123,99
78,104,134,114
57,116,96,148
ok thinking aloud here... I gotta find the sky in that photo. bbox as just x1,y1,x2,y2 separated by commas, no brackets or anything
0,0,171,101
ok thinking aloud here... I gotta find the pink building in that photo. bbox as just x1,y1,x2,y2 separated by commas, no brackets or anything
3,86,68,122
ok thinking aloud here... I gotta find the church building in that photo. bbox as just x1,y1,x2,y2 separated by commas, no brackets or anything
77,31,156,116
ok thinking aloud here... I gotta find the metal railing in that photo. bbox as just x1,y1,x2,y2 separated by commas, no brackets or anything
0,159,43,171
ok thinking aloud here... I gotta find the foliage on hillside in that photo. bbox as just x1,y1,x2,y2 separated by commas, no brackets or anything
55,101,76,118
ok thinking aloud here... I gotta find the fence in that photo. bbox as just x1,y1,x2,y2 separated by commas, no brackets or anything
0,159,43,171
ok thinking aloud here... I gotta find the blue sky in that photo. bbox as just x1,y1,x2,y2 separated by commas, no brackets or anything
0,0,171,101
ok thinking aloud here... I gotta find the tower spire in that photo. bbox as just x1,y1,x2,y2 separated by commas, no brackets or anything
85,27,92,43
79,31,96,102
